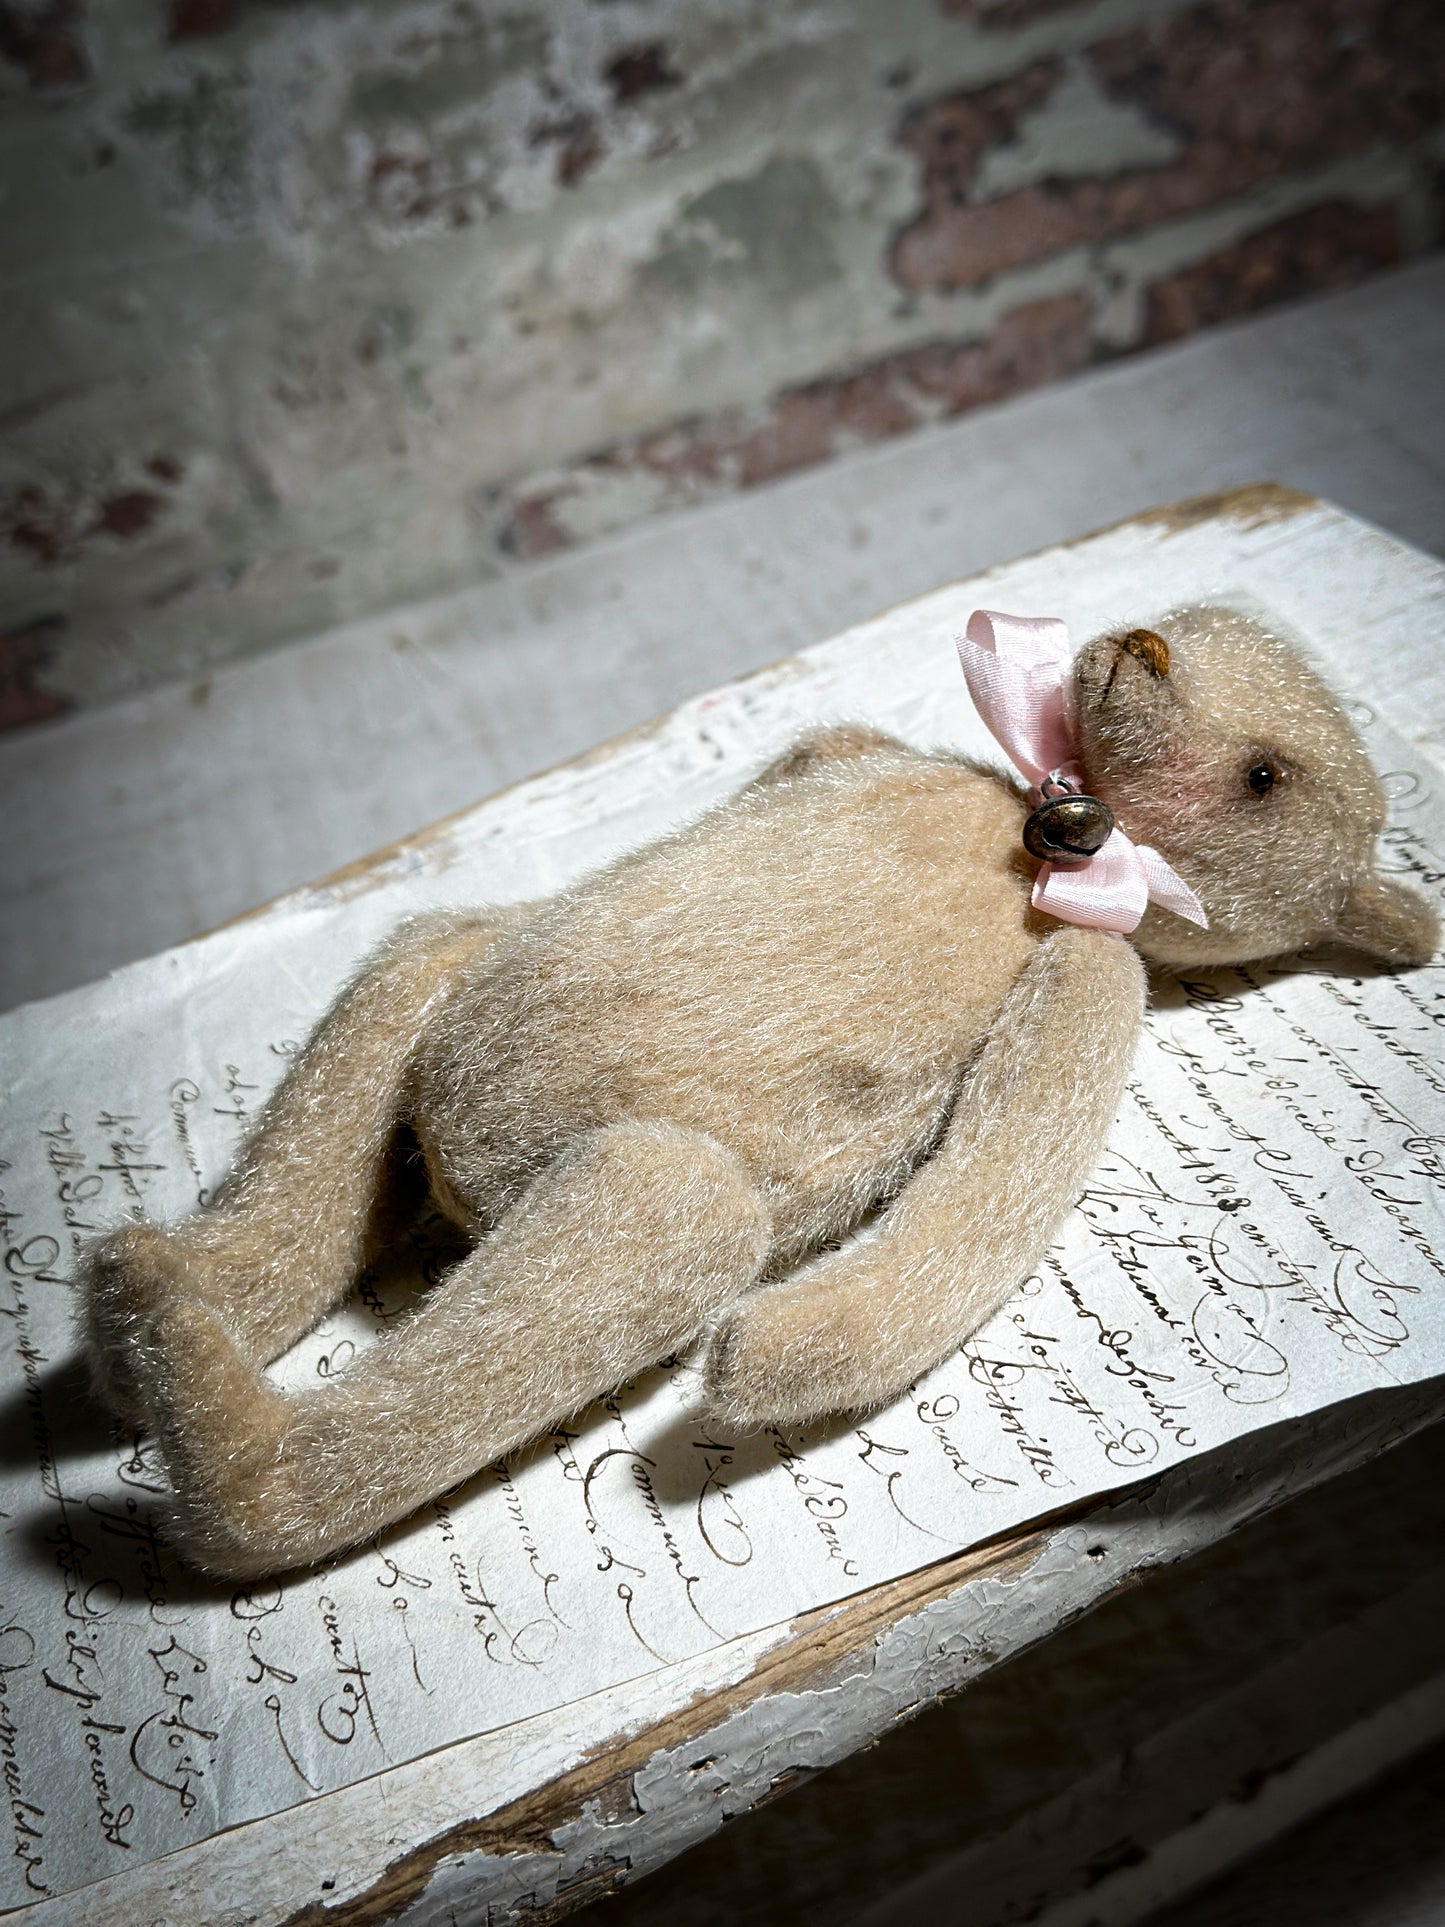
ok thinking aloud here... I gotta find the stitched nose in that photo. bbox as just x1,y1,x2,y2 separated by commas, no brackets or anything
1119,628,1171,676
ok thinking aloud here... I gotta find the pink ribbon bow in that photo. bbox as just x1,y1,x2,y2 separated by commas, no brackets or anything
956,609,1208,936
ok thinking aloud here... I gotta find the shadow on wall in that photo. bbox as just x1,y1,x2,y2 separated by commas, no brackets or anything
1,0,1441,719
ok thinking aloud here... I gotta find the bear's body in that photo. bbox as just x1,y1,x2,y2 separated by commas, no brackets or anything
414,734,1034,1268
83,607,1438,1578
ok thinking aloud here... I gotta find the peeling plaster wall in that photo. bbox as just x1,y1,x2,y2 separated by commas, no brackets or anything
1,0,1441,722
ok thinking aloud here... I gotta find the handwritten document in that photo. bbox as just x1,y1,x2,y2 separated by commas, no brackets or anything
3,595,1444,1909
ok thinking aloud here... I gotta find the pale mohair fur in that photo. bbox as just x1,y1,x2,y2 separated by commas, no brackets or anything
82,609,1438,1577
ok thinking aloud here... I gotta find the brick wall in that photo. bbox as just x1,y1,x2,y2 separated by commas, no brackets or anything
2,0,1441,723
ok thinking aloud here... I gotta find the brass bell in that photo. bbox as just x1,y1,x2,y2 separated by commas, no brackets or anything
1022,792,1114,865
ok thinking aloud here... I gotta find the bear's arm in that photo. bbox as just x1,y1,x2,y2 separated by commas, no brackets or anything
703,925,1147,1427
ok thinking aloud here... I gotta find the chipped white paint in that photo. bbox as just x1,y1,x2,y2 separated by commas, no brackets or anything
973,57,1180,199
12,490,1445,1926
22,1389,1442,1926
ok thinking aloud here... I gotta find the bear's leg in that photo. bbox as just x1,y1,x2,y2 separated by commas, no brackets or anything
83,908,516,1425
134,1120,770,1577
704,926,1147,1427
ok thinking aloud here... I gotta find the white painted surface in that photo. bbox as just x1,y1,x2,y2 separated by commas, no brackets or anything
3,260,1444,1013
4,263,1445,1925
11,486,1445,1915
8,490,1445,1924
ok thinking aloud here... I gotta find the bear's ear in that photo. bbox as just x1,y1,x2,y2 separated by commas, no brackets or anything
1333,876,1440,966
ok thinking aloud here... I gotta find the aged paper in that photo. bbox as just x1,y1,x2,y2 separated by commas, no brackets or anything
3,595,1444,1908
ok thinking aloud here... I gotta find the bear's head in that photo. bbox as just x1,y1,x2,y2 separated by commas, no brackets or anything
1070,606,1439,970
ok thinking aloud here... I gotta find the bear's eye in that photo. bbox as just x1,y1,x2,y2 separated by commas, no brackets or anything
1246,759,1281,797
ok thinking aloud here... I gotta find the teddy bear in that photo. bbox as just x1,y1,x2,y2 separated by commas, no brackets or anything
82,604,1438,1578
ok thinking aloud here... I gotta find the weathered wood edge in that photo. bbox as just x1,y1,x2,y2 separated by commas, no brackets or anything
33,1387,1425,1927
7,480,1353,1925
23,1383,1433,1927
284,1383,1445,1927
